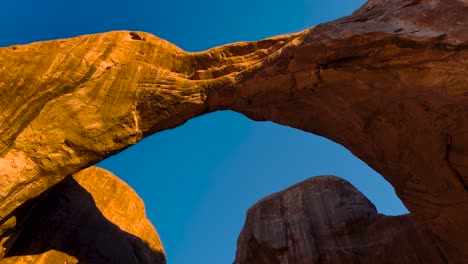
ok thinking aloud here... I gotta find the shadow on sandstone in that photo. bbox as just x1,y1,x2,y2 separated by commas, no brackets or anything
0,176,165,264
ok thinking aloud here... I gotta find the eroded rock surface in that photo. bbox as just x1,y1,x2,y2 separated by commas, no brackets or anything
0,0,466,262
234,176,444,264
0,167,165,264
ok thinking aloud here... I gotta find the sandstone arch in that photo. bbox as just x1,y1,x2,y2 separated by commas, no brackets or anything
0,0,466,262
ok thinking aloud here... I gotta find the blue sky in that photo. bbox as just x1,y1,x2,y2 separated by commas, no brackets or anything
1,1,408,263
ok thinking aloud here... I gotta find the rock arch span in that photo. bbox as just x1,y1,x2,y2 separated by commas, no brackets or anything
0,0,466,262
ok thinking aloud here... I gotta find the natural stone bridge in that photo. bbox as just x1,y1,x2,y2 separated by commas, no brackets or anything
0,0,467,263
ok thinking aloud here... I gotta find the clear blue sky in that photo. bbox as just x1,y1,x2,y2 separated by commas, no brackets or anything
1,1,408,263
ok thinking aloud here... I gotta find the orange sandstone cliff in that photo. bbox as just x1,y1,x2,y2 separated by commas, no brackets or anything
0,0,466,262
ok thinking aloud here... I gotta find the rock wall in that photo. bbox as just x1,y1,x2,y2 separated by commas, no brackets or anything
234,176,444,264
0,0,466,262
0,167,165,264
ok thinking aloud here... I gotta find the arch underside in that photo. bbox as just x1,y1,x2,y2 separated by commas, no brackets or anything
0,0,466,262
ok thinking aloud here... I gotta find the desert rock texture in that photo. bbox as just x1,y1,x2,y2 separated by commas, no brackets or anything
234,176,444,264
0,0,466,262
0,167,165,264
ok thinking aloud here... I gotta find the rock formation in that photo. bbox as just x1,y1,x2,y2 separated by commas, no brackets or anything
0,167,165,264
0,0,466,262
234,176,444,264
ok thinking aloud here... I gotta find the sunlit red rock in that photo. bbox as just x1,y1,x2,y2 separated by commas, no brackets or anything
0,167,165,264
0,0,466,262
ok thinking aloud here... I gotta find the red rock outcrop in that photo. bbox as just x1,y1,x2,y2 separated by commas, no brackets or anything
0,167,165,264
0,0,466,262
234,176,444,264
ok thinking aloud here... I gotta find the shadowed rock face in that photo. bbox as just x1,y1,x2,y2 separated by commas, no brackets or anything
0,0,466,262
234,176,444,264
0,167,165,264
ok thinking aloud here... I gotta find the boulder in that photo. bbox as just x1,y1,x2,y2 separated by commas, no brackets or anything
0,167,165,264
234,176,444,264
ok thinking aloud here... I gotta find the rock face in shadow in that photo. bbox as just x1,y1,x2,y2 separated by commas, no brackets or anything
0,0,466,262
234,176,444,264
0,167,165,264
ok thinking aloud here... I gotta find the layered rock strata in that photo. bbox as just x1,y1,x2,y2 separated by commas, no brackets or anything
0,0,466,261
